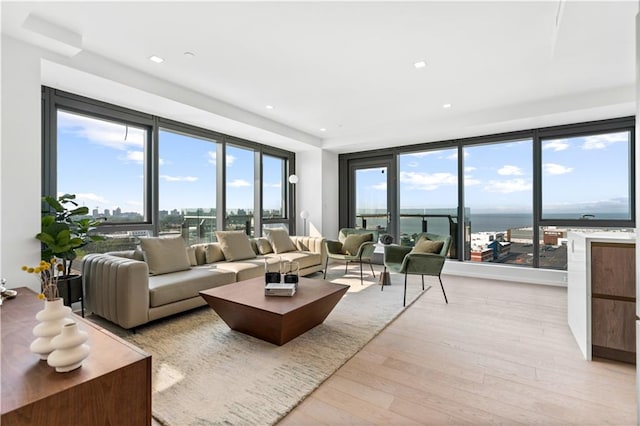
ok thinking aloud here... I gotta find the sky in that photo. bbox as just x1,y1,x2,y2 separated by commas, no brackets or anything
58,109,630,220
356,133,630,217
57,110,283,215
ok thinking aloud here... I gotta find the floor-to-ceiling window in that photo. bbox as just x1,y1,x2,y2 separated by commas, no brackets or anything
464,139,533,266
398,147,459,256
42,87,296,255
225,145,255,236
339,117,635,271
158,129,218,244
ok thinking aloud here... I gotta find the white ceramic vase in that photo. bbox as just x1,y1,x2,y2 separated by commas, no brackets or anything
30,298,73,360
47,322,89,372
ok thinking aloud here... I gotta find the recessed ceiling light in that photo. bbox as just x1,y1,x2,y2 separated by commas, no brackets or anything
319,128,327,132
414,60,427,69
443,103,452,109
149,55,164,64
265,105,274,110
184,51,195,58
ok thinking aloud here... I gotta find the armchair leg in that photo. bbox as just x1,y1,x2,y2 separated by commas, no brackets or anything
381,266,387,292
439,275,448,304
323,256,329,279
359,260,364,285
345,261,349,274
368,261,376,278
421,275,425,291
403,272,408,307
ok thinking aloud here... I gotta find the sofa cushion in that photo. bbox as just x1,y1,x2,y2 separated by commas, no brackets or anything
215,231,256,261
205,243,225,263
265,228,297,254
267,251,322,271
138,236,191,275
216,258,277,281
342,233,373,256
148,267,236,308
411,238,444,254
255,238,273,255
186,246,198,266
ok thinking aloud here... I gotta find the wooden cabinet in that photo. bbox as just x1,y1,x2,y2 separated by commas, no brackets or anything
1,288,152,425
591,242,636,364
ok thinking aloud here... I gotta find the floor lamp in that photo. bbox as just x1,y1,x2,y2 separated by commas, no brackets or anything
300,210,309,236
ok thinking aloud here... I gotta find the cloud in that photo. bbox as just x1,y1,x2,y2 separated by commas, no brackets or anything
68,192,109,204
497,165,523,176
160,175,198,182
208,151,235,167
543,163,573,175
406,151,438,158
372,182,387,190
582,132,628,150
543,140,569,151
407,161,418,168
57,110,145,150
400,171,456,191
464,166,477,172
264,182,282,188
122,150,144,164
484,178,532,193
228,179,251,187
464,176,481,186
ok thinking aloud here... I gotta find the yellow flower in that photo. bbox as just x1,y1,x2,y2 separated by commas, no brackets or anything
27,267,35,273
37,293,45,300
50,258,56,264
34,267,41,273
39,260,46,267
21,265,28,271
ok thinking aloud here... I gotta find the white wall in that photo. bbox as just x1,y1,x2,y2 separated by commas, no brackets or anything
1,36,44,292
295,148,339,239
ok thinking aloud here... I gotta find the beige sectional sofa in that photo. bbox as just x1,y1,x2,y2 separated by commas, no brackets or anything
82,232,326,329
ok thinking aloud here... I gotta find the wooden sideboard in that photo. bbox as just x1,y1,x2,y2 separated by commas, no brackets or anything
1,288,152,425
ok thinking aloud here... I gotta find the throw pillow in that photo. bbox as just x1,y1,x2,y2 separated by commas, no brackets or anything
264,228,297,254
215,231,256,261
256,238,274,255
411,238,444,254
138,236,191,275
205,243,226,263
186,246,198,266
341,233,373,256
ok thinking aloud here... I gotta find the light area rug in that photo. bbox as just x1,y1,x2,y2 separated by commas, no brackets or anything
90,267,430,425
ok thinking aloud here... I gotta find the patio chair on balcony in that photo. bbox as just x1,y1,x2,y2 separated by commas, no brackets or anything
323,228,378,285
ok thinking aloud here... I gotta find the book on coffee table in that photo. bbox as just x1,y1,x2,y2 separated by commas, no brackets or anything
265,283,296,297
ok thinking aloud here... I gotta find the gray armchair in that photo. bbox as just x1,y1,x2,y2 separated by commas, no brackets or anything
383,232,451,306
324,228,379,285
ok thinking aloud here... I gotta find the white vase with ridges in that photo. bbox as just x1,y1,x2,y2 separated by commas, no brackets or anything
30,298,73,360
47,322,89,372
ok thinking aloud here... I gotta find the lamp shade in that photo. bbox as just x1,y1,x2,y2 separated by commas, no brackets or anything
300,210,309,219
288,174,299,184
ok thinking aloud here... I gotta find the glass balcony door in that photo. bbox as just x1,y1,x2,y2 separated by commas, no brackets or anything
351,158,396,240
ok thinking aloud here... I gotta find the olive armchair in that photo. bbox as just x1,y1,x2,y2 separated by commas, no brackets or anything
324,228,379,285
383,232,451,306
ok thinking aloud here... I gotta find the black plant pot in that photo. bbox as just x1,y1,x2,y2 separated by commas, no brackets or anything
56,274,83,307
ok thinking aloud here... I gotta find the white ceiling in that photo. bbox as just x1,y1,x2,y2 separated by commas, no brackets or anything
1,1,637,154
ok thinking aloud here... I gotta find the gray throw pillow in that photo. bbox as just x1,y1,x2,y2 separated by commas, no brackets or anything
138,236,191,275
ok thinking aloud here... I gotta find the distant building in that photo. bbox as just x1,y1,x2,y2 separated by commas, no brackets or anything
104,209,110,217
113,207,122,216
92,208,99,217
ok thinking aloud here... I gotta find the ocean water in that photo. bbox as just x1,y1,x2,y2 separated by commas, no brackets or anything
357,210,630,236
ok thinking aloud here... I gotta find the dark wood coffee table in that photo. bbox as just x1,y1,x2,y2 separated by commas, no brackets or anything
200,277,349,345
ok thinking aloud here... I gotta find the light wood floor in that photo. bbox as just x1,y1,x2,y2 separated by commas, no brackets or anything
279,274,637,425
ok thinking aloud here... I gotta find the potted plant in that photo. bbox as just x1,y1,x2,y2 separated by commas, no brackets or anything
36,193,105,307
